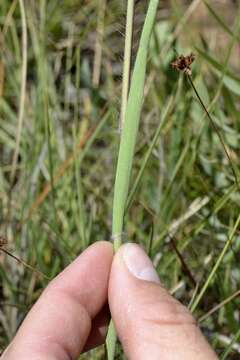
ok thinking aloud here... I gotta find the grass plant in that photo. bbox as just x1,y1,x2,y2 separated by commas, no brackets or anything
0,0,240,358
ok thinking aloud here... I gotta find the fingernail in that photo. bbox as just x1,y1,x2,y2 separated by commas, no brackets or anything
122,243,160,284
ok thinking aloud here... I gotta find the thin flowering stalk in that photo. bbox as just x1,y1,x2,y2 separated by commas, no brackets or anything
171,53,239,187
187,74,239,187
0,237,49,280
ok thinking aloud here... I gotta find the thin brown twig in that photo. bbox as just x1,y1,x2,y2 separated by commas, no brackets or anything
0,247,50,280
0,236,50,280
168,234,197,287
199,288,240,323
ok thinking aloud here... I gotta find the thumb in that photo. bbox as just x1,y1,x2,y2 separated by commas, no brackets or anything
109,243,217,360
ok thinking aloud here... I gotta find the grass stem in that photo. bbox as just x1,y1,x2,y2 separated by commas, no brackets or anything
120,0,134,131
106,0,159,357
190,213,240,313
187,75,239,187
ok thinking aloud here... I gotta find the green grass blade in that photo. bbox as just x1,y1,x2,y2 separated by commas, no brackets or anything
203,0,240,42
112,0,159,249
106,0,159,358
105,320,116,360
120,0,134,130
190,213,240,313
10,0,27,184
220,328,240,360
194,46,240,83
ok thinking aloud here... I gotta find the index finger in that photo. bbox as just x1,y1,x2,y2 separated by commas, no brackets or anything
3,241,113,360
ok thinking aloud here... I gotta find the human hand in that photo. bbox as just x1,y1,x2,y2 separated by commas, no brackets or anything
2,241,218,359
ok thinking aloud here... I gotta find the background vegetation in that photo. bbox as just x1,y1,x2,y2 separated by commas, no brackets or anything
0,0,240,358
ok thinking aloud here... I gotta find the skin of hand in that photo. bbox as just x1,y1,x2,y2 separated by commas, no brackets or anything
1,241,218,360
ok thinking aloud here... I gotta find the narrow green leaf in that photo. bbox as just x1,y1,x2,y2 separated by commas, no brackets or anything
195,46,240,83
190,213,240,313
203,0,240,42
112,0,159,249
106,0,159,358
